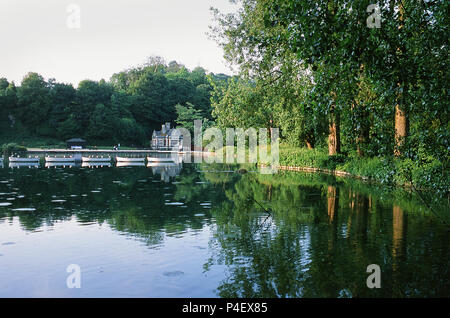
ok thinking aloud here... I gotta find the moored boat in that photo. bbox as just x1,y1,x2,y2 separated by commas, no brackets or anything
116,162,146,167
147,157,176,163
82,156,111,162
45,162,75,168
9,162,40,168
82,162,111,168
45,156,75,163
116,157,145,163
147,162,178,167
9,157,40,163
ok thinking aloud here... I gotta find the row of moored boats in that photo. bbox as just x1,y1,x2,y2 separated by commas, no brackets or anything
2,156,179,163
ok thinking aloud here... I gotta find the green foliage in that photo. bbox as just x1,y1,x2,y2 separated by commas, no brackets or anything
211,0,448,194
175,102,203,134
1,143,27,157
0,58,229,147
273,144,448,197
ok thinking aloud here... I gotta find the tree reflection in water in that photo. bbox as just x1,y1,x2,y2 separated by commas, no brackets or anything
0,163,448,297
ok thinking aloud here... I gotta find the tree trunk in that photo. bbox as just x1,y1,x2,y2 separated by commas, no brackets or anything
327,185,339,222
394,102,408,156
305,132,315,149
357,124,370,157
328,111,340,155
394,2,408,156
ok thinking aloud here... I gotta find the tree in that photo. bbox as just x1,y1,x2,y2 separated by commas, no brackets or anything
175,102,203,134
86,103,116,142
16,72,51,134
48,82,77,137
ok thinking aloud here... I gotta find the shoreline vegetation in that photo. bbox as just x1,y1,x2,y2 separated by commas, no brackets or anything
274,146,447,195
205,1,448,204
0,2,447,206
1,141,447,200
213,144,448,199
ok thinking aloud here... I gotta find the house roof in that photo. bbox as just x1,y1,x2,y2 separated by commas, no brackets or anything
66,138,86,142
152,128,181,137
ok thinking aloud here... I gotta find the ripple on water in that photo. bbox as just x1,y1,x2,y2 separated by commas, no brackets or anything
163,271,184,277
12,208,36,212
0,202,12,207
164,202,184,206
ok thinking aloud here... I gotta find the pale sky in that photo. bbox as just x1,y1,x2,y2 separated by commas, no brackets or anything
0,0,238,86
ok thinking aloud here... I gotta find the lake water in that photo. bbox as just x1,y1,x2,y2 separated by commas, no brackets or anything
0,162,448,297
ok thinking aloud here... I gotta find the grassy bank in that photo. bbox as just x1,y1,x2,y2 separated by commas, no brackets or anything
211,144,447,196
0,136,145,151
275,145,448,196
0,136,66,149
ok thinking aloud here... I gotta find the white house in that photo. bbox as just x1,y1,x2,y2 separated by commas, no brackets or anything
151,122,184,150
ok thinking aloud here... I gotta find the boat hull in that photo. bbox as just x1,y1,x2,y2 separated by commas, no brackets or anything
9,162,39,168
116,162,145,167
45,157,75,163
82,157,111,162
82,162,111,168
147,157,176,163
45,162,75,168
147,162,178,167
9,157,40,163
116,157,145,163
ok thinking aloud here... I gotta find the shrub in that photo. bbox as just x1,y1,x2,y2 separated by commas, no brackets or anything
1,143,28,158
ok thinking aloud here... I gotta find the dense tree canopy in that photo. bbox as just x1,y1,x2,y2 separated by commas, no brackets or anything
210,0,448,189
0,58,229,146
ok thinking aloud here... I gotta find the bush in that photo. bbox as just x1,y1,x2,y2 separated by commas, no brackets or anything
272,144,448,194
1,143,28,158
394,157,448,195
278,146,329,168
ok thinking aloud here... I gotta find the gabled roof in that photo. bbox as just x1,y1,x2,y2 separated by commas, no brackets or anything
66,138,86,142
152,128,181,138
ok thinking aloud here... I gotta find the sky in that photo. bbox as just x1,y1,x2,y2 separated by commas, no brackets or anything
0,0,238,86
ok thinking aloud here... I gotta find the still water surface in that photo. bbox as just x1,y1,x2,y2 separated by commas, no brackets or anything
0,162,448,297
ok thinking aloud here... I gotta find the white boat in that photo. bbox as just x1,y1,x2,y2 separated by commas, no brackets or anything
82,162,111,168
147,162,178,167
147,157,176,163
82,156,111,162
116,162,145,167
9,162,39,168
45,162,75,168
116,157,145,163
9,157,40,163
45,156,75,163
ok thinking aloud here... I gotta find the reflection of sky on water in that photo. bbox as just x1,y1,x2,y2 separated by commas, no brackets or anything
0,164,448,297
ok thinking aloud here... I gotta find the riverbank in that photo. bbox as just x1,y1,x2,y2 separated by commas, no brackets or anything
269,145,448,197
2,141,448,197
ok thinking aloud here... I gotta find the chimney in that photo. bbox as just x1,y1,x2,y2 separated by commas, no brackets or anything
166,122,171,130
